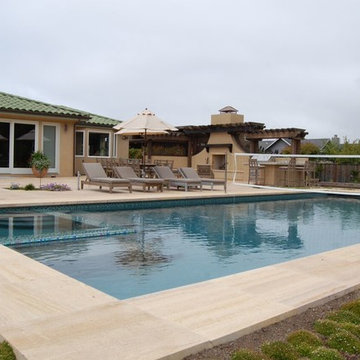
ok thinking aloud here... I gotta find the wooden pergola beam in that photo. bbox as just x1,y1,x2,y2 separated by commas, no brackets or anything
244,128,308,140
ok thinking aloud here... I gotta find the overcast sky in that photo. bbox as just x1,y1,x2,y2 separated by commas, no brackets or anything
1,0,359,140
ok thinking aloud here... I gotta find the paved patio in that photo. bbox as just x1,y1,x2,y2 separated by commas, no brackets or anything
0,176,359,360
0,175,289,208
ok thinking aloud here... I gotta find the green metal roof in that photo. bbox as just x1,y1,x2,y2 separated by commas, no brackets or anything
0,91,122,127
0,92,88,118
85,114,121,127
63,107,121,127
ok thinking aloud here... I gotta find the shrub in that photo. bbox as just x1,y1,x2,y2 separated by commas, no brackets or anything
314,320,345,337
341,299,360,317
287,330,322,356
232,349,268,360
327,329,360,354
0,341,16,360
314,319,360,340
340,322,360,339
326,310,360,325
24,183,36,191
40,183,71,191
309,346,343,360
29,151,51,171
301,143,321,155
129,148,142,159
9,183,20,190
261,341,299,360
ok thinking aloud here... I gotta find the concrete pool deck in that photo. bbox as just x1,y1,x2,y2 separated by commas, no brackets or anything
0,176,359,359
0,176,290,208
1,244,359,360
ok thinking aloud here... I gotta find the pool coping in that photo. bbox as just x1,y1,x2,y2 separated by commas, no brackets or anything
0,244,359,359
0,191,325,213
0,185,319,209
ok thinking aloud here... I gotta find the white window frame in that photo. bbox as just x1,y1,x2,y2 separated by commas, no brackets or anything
112,132,117,158
0,119,39,174
75,130,85,157
87,130,112,158
42,123,60,173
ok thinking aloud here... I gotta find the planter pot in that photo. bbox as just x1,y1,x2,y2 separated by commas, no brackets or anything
32,166,48,178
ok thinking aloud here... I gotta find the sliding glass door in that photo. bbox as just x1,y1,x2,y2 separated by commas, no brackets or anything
0,120,61,174
0,120,38,174
0,122,10,168
14,123,36,168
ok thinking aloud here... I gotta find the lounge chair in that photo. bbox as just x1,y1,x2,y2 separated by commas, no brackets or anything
81,163,132,193
113,166,164,192
153,166,202,191
179,167,226,191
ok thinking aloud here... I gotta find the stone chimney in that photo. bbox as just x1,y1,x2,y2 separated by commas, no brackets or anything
331,134,340,145
211,106,244,125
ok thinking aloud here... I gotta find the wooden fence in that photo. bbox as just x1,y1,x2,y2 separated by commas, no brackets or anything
316,162,360,183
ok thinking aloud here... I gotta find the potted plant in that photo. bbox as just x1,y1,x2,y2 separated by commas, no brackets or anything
30,151,51,180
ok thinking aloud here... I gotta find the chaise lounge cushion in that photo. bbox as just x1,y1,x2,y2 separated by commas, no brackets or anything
113,166,164,192
90,177,130,184
153,166,202,191
81,163,132,193
179,167,226,190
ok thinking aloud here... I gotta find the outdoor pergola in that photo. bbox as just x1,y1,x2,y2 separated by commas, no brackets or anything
242,128,308,153
178,123,308,155
128,123,308,167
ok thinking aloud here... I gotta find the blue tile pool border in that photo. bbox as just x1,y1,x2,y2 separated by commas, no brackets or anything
0,192,330,215
4,228,136,247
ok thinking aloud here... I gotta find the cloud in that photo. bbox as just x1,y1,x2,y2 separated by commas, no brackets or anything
1,0,359,139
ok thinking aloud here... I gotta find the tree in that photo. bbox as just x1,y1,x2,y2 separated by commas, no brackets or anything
281,143,320,155
322,138,360,164
300,143,320,155
281,146,291,154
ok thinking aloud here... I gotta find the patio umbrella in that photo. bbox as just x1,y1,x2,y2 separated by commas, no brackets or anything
114,108,177,166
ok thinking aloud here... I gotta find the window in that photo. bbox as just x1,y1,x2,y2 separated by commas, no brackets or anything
0,120,38,173
112,133,117,158
75,131,84,156
43,125,57,168
88,132,110,157
0,122,10,168
14,123,35,168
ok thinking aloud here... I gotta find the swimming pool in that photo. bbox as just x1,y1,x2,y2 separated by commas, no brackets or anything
7,195,360,299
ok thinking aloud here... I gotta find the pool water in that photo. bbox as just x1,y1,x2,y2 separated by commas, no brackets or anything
13,197,360,299
0,213,99,240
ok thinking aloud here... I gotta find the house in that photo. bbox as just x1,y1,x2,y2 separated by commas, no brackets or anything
259,138,292,153
301,137,339,151
0,92,309,181
259,136,340,154
0,92,123,176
